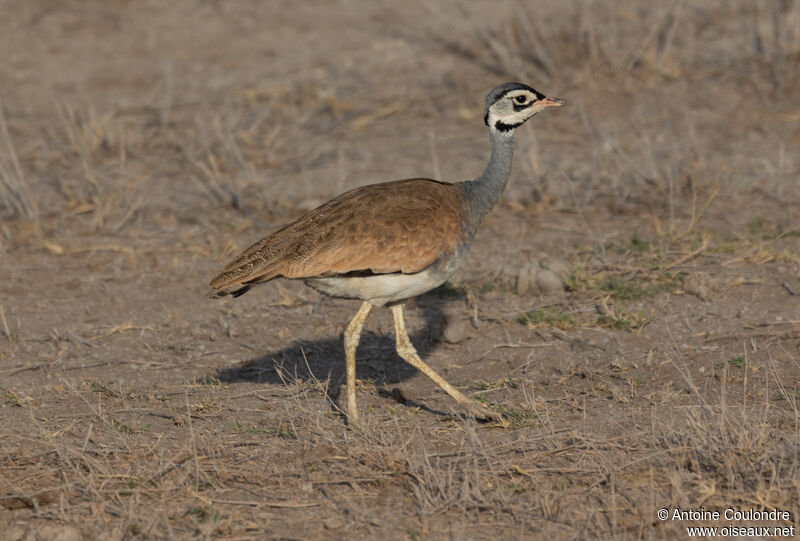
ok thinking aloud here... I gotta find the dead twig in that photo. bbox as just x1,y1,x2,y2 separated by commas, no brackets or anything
780,281,798,296
212,499,260,507
88,324,155,342
262,500,319,508
664,235,709,270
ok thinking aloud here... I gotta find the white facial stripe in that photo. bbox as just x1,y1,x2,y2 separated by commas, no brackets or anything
505,90,530,99
504,90,535,103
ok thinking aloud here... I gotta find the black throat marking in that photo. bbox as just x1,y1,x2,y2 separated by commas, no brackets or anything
494,120,522,132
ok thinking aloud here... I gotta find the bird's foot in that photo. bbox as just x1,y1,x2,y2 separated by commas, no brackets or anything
463,401,503,423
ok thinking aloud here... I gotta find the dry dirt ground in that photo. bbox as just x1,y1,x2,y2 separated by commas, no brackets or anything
1,1,799,539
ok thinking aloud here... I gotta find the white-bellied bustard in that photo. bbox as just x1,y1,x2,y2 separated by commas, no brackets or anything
210,82,565,425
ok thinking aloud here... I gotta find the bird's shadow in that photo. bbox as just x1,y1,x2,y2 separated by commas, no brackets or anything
216,295,459,418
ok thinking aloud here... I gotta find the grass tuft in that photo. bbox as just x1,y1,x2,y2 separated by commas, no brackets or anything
2,390,23,407
518,307,575,329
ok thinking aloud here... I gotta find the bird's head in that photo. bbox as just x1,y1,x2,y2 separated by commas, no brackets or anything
483,82,566,133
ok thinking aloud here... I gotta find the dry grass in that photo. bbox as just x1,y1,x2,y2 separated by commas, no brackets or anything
2,360,797,538
0,98,37,220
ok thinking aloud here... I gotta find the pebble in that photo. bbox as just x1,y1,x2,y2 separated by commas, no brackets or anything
486,257,570,296
442,317,469,343
542,258,569,277
391,386,410,404
684,273,713,300
515,261,537,295
500,262,519,283
535,268,565,294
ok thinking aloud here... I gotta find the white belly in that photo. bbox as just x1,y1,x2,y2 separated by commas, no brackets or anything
306,267,446,306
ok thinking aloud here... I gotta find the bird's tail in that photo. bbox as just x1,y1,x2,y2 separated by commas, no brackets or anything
208,239,283,298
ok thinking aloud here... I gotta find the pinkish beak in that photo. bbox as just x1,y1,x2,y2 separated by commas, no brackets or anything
539,97,567,107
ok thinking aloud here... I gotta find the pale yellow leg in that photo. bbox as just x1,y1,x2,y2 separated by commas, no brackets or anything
343,301,373,425
390,304,500,421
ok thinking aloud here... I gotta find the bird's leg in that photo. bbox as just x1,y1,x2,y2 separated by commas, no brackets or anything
390,304,500,421
342,301,373,425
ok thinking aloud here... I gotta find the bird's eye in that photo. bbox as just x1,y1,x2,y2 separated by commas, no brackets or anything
515,95,527,103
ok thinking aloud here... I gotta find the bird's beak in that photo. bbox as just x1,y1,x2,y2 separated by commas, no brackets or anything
539,97,567,107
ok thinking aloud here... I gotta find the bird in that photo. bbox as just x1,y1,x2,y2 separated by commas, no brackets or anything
209,82,565,425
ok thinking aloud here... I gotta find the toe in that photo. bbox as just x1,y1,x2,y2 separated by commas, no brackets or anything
465,402,501,422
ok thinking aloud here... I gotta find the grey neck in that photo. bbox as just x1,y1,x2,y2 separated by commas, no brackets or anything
460,127,516,223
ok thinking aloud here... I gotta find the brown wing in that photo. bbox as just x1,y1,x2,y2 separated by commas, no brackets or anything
209,179,465,296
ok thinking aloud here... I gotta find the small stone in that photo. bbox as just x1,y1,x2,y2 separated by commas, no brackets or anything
516,260,543,296
442,317,468,343
516,262,532,295
391,387,410,404
684,273,713,300
543,258,569,277
535,269,565,294
500,262,518,282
